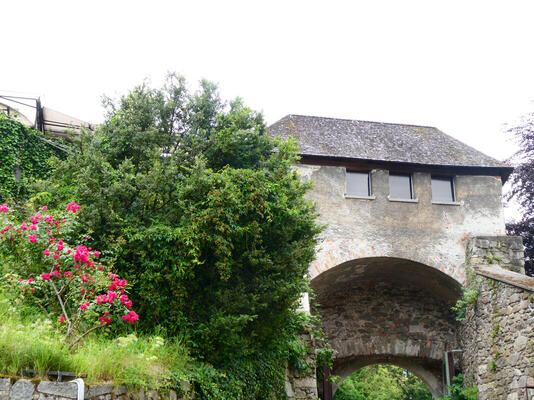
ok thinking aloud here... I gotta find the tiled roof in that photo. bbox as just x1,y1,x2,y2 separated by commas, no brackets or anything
268,114,509,169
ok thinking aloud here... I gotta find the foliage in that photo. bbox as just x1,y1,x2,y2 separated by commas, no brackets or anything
452,286,479,321
0,315,188,390
505,111,534,276
438,374,477,400
35,74,320,377
451,266,481,321
181,353,287,400
0,203,137,345
0,114,69,202
333,364,433,400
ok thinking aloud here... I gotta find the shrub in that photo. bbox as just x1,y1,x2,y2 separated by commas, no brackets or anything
0,203,137,345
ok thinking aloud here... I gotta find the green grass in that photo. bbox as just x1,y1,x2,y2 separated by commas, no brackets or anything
0,313,189,389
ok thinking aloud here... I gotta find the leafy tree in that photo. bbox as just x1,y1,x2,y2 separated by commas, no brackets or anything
506,111,534,276
334,365,433,400
37,74,320,365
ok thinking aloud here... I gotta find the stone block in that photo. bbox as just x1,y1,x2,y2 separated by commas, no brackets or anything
88,384,113,399
10,380,35,400
477,239,490,249
113,386,128,396
37,381,88,399
0,380,10,393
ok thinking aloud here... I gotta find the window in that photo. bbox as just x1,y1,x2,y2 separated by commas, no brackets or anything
389,172,414,200
431,176,455,203
346,171,372,197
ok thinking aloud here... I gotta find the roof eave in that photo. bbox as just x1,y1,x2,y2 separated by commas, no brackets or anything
298,154,514,183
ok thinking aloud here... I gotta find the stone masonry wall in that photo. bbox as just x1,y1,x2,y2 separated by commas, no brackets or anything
285,334,318,400
0,378,185,400
318,280,458,363
467,237,525,274
462,235,534,399
460,277,534,400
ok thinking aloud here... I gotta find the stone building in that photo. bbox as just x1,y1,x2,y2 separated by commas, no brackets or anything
269,115,534,399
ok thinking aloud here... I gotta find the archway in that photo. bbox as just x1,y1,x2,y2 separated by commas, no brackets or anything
311,257,463,398
334,362,435,399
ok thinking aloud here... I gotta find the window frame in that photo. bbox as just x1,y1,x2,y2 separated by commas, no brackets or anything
431,175,460,205
344,170,375,199
388,172,418,203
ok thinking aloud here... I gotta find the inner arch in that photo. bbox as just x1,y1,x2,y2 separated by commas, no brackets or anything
333,357,442,398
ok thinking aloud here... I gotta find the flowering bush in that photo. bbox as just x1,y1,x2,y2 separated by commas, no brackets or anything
0,202,137,345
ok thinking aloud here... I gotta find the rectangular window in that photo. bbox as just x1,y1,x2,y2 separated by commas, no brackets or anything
431,176,455,203
346,171,371,197
389,172,413,200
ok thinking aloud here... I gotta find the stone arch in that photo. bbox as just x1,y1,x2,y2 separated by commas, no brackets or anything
333,356,443,398
309,238,467,284
311,257,463,398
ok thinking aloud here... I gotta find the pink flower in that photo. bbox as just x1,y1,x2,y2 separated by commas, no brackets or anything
29,224,37,231
30,288,35,293
66,202,81,213
58,315,66,323
57,244,64,251
122,311,139,325
42,206,48,211
19,222,28,231
41,273,51,280
0,203,9,212
80,302,90,310
28,235,37,243
43,249,50,256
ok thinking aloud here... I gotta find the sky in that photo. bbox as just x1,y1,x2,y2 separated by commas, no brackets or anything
2,0,534,219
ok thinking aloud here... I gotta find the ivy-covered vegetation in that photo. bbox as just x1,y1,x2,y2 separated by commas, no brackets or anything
0,114,69,201
1,74,321,399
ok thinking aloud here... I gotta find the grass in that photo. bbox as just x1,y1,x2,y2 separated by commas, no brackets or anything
0,305,189,389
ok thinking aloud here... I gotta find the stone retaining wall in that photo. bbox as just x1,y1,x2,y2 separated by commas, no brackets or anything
460,275,534,399
461,236,534,400
0,378,184,400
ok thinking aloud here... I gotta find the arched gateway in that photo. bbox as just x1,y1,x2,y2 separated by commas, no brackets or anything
312,257,462,398
270,115,533,399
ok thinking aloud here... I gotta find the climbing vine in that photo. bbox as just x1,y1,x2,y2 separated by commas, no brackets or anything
452,265,481,321
0,113,70,201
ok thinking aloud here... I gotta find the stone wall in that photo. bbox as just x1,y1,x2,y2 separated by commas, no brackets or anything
461,236,534,399
285,334,318,400
460,276,534,399
298,165,507,284
0,378,184,400
467,236,525,274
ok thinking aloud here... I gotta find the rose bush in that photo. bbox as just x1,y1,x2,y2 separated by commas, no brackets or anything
0,202,137,346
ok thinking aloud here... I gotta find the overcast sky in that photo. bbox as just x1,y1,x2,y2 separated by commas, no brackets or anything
2,0,534,218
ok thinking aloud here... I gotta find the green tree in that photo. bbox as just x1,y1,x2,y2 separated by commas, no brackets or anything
334,365,433,400
37,74,320,365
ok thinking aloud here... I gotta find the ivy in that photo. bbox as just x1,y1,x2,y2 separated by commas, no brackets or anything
0,113,69,202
